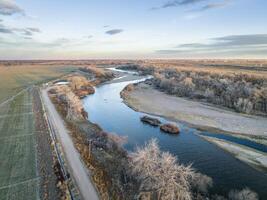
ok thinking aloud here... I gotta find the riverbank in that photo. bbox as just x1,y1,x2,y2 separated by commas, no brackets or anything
121,82,267,137
201,136,267,172
45,68,141,199
84,72,267,198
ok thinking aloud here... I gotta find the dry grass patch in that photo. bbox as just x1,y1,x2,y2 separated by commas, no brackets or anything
0,64,76,103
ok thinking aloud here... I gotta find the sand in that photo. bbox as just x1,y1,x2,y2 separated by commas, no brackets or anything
122,83,267,137
202,136,267,171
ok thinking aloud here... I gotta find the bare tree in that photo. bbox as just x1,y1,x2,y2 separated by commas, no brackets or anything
130,139,196,200
228,188,258,200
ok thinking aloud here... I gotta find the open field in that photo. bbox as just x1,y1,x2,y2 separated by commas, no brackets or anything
0,90,38,200
0,64,76,104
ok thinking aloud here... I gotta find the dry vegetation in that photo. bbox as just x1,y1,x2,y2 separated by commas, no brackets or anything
79,65,115,84
49,85,87,121
0,64,76,103
48,64,260,200
131,139,258,200
67,75,95,97
118,61,267,115
48,68,136,199
5,59,262,199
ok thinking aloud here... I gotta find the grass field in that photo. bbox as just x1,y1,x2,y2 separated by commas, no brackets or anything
0,65,76,104
0,89,39,200
0,64,78,199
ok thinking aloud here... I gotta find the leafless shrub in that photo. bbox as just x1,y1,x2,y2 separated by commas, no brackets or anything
228,188,258,200
67,75,89,90
80,66,114,81
192,173,213,194
49,85,85,121
151,67,267,115
130,139,197,200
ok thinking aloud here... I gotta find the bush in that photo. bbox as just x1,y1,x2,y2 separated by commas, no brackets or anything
228,188,258,200
150,67,267,115
130,139,213,200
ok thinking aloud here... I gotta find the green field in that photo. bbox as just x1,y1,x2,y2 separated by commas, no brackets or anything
0,90,38,200
0,65,76,104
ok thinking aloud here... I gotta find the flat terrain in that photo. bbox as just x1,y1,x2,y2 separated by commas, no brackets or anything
0,64,76,104
0,63,75,199
123,83,267,136
41,88,99,200
0,90,38,200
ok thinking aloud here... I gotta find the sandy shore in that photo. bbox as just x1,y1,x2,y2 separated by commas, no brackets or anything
201,136,267,172
122,83,267,137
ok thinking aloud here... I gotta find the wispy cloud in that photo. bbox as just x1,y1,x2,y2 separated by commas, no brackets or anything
156,34,267,56
0,0,24,16
177,34,267,48
193,0,231,12
152,0,231,12
26,27,41,33
0,25,12,33
0,23,41,36
105,29,124,35
151,0,206,10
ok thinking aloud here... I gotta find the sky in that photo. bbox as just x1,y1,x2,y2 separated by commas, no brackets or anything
0,0,267,59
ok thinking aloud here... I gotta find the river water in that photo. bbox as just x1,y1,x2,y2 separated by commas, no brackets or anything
83,75,267,198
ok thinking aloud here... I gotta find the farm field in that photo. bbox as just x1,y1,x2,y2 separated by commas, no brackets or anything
0,64,76,104
0,89,38,200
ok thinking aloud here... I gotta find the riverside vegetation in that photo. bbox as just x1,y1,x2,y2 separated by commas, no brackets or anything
117,63,267,115
48,65,259,200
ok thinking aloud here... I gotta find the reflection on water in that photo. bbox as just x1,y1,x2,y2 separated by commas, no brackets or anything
83,78,267,198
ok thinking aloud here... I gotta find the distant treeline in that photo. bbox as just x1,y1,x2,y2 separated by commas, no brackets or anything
118,64,267,115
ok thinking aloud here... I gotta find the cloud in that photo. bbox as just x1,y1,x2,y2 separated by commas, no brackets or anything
105,29,124,35
0,26,12,33
0,0,24,16
0,23,41,36
156,34,267,57
152,0,231,12
23,36,32,40
177,34,267,49
103,25,110,28
26,27,41,33
193,0,231,12
152,0,205,10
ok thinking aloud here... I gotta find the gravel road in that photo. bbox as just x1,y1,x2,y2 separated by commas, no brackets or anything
41,88,99,200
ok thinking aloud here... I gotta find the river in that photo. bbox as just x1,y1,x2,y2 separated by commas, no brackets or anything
83,73,267,198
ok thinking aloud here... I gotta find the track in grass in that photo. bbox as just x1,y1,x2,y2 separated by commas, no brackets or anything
0,89,39,200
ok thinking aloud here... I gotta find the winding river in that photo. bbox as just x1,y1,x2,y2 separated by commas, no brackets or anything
83,73,267,198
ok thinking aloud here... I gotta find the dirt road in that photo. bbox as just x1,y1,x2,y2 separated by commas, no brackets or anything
41,88,99,200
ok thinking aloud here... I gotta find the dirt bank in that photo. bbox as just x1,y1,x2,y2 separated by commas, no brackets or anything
121,82,267,137
46,69,139,199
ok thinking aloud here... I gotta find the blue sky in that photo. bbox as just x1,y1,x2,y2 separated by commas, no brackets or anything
0,0,266,59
